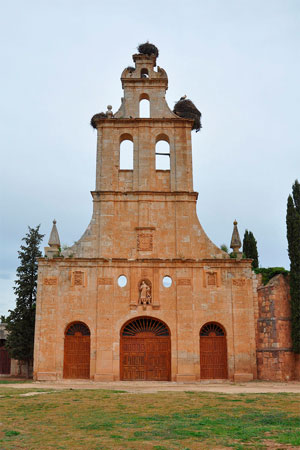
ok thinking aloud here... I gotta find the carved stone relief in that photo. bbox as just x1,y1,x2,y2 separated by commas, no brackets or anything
232,278,246,287
98,277,113,285
203,270,220,288
207,272,217,286
43,277,57,286
71,271,85,287
177,278,191,286
137,233,153,251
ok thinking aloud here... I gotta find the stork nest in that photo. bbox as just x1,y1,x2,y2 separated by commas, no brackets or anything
173,99,202,132
137,42,159,58
127,66,135,73
90,112,107,128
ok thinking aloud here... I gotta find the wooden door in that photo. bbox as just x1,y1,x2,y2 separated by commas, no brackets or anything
146,337,170,380
121,337,146,380
200,323,228,379
120,317,171,381
63,322,90,379
0,344,11,375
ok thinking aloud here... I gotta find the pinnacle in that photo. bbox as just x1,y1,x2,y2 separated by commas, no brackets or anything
48,219,60,248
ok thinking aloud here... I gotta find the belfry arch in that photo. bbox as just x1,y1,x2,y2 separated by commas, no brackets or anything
120,317,171,381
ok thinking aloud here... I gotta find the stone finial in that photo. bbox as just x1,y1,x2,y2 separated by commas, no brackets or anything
45,220,61,258
48,219,60,248
230,220,242,258
106,105,113,118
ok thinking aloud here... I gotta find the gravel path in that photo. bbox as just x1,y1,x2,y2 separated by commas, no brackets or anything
2,380,300,394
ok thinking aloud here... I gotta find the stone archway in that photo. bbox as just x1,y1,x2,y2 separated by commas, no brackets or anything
120,317,171,381
63,322,90,379
200,322,228,379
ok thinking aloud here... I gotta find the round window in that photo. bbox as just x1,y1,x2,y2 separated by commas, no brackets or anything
162,276,172,288
118,275,127,287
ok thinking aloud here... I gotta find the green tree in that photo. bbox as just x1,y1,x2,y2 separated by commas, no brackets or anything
242,230,249,258
220,244,229,253
243,229,259,269
286,180,300,353
5,225,44,376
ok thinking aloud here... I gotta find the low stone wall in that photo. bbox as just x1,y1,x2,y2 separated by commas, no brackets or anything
10,359,33,378
256,274,298,381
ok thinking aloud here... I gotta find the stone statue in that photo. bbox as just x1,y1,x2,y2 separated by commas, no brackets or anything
139,280,152,305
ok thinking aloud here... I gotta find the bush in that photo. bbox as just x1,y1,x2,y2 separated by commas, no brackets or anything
254,267,289,285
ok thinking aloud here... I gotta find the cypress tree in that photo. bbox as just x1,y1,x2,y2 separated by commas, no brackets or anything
5,225,44,376
286,180,300,353
248,232,259,269
243,229,259,269
243,230,250,257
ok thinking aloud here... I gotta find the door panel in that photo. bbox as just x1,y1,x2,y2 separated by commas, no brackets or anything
63,335,90,379
200,336,227,379
121,336,170,381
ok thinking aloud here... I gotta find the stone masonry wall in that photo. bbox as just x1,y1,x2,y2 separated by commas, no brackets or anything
256,274,299,381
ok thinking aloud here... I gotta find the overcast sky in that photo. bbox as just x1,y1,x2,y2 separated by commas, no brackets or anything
1,0,299,316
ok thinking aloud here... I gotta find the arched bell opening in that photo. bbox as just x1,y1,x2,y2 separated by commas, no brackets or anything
119,134,134,170
120,317,171,381
139,93,150,118
141,68,149,78
63,321,90,379
200,322,228,379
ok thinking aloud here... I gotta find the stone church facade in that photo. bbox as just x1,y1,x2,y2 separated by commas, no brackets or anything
33,47,298,382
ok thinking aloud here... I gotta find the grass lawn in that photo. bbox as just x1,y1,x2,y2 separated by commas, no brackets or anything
0,380,33,384
0,388,299,449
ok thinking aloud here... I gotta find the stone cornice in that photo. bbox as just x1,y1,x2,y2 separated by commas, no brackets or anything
38,257,253,268
91,191,199,201
92,117,193,128
121,78,168,88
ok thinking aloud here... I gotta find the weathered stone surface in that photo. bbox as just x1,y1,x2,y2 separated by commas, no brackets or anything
256,274,299,381
33,47,260,382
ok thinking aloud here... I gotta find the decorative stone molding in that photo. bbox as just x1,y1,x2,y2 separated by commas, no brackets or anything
232,278,246,287
98,277,113,285
135,227,155,252
207,272,217,286
203,270,221,288
177,278,191,286
137,233,153,251
71,271,86,287
43,277,58,286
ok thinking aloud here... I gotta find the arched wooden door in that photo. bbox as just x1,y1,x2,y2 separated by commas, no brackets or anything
200,323,228,379
120,317,171,381
63,322,90,379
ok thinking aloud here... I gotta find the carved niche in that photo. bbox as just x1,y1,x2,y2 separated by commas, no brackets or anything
138,279,152,305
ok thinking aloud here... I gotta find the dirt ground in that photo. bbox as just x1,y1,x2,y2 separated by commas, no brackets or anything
2,379,300,394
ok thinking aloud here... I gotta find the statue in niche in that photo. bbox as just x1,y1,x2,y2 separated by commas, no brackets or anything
139,279,152,305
